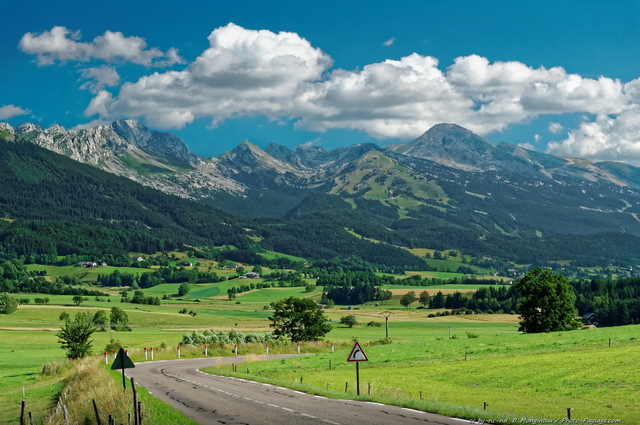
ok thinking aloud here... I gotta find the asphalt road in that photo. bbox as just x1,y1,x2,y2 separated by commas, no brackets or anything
126,355,473,425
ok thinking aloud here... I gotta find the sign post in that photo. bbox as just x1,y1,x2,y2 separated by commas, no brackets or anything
111,347,135,390
346,341,368,396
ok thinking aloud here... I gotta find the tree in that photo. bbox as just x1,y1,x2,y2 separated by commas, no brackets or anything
0,294,18,314
57,312,96,359
400,291,417,308
340,314,358,328
178,282,191,297
93,310,108,331
515,267,581,333
72,295,85,306
419,291,431,308
430,291,445,309
110,306,131,332
269,297,332,341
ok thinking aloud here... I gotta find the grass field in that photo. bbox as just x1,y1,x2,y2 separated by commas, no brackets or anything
205,325,640,423
2,279,639,423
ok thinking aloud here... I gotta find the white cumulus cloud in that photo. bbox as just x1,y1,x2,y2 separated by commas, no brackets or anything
86,23,332,128
79,66,120,93
547,110,640,165
77,23,640,164
19,26,184,67
548,122,564,134
0,105,29,120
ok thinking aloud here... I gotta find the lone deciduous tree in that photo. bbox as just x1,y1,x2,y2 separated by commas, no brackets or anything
400,291,417,308
57,312,96,359
269,297,332,341
110,306,132,332
515,267,581,333
178,282,191,297
0,294,18,314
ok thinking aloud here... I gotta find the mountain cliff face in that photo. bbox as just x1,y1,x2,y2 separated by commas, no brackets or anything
3,119,640,238
0,120,245,198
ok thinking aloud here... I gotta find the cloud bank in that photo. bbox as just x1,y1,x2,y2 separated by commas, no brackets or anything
20,23,640,165
19,26,184,67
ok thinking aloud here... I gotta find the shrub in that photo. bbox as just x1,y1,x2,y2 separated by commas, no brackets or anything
340,315,358,328
105,339,122,352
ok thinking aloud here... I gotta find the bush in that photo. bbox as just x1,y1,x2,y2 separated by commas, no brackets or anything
179,329,275,346
340,315,358,328
366,321,382,327
105,339,122,352
466,332,479,339
369,338,392,345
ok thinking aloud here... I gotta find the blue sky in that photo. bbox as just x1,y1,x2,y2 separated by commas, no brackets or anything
2,0,640,164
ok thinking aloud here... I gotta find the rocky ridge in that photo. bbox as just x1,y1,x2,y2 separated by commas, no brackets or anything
3,119,640,236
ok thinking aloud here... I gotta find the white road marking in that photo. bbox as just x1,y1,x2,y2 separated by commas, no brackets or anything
281,408,295,412
401,408,424,414
301,413,317,419
366,402,384,406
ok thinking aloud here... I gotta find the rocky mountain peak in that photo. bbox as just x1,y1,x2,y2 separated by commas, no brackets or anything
389,123,496,171
15,123,42,135
110,120,195,165
46,123,67,135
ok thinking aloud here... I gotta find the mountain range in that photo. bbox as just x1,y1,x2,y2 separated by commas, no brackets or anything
2,119,640,265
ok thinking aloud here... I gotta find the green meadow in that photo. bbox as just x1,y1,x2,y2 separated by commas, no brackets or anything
2,274,639,423
206,324,640,423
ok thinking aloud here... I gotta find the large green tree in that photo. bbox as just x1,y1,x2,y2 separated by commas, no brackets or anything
178,282,191,297
400,291,417,308
57,312,96,359
515,267,581,333
110,306,132,332
419,291,431,308
269,297,332,341
0,294,18,314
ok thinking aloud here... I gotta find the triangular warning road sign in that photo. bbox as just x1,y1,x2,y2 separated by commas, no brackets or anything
347,341,368,362
111,347,135,370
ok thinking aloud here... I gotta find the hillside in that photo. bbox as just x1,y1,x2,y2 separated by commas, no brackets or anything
4,121,640,266
0,141,428,268
0,141,249,257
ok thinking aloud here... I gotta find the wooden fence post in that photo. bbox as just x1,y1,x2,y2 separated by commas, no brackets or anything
131,377,138,425
93,399,103,425
20,400,26,425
